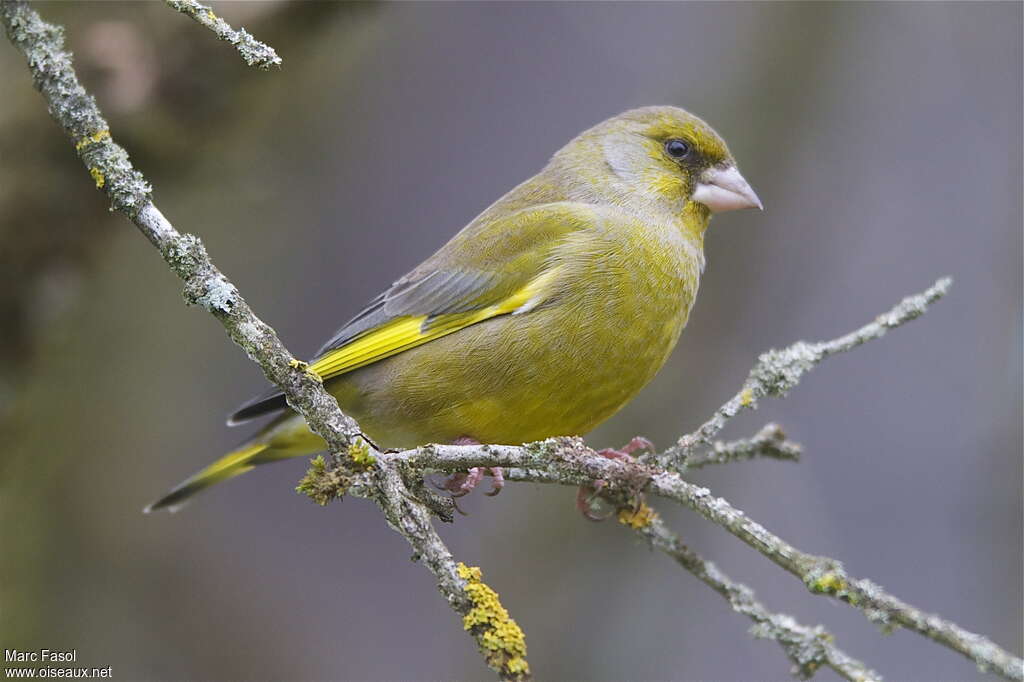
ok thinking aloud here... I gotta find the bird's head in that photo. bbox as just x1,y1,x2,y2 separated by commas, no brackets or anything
554,106,761,218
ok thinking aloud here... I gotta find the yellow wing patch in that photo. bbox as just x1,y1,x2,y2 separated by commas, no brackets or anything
309,267,562,380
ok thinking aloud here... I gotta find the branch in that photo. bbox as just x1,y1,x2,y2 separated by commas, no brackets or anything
626,510,881,681
641,470,1024,681
164,0,281,69
652,277,953,469
371,466,530,679
682,422,801,471
1,4,527,680
390,438,1022,681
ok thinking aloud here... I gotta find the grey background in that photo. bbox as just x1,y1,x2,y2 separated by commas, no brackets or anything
2,2,1021,681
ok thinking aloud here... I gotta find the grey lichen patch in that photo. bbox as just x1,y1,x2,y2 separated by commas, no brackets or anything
524,436,574,459
163,234,207,279
750,617,834,680
750,341,820,398
164,0,282,69
192,274,239,313
865,608,896,634
237,320,262,342
544,436,589,468
78,136,152,215
161,235,239,313
230,27,281,69
877,277,952,327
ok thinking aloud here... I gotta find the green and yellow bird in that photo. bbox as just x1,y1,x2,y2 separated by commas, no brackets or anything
145,106,761,512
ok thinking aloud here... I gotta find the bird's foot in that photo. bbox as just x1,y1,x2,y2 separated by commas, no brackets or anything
597,435,655,461
437,466,505,498
577,480,613,521
578,436,655,520
434,436,504,498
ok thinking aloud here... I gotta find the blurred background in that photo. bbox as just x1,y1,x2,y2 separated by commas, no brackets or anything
1,2,1021,680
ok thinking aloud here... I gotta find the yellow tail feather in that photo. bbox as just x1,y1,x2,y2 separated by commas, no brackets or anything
144,442,270,513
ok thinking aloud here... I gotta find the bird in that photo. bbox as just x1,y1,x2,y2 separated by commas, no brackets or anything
145,105,761,513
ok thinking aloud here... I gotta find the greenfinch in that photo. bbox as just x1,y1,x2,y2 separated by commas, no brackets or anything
146,106,761,512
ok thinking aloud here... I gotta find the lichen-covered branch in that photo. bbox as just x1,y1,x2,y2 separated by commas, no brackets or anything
627,511,881,681
682,422,801,471
386,436,1022,681
164,0,281,69
652,278,952,469
370,466,531,680
641,470,1024,681
1,4,524,680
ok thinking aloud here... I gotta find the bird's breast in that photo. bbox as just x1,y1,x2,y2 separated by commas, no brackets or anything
553,225,701,396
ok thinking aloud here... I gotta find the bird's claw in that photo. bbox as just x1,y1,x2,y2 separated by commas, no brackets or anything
598,435,655,461
484,466,505,496
435,466,504,498
577,480,615,521
578,437,654,520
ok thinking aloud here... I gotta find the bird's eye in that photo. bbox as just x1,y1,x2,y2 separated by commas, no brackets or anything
664,139,691,160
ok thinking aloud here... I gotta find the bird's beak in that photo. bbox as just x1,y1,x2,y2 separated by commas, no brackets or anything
692,164,763,213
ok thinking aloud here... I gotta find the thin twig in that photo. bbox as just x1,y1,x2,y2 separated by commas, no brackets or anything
631,512,881,681
652,278,952,469
683,422,801,471
164,0,281,69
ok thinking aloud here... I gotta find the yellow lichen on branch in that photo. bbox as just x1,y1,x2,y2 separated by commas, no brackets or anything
295,455,349,505
457,563,530,680
808,571,847,595
347,440,376,469
618,501,657,529
75,129,110,151
295,443,375,506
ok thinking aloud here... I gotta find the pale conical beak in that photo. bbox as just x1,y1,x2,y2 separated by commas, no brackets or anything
692,164,762,213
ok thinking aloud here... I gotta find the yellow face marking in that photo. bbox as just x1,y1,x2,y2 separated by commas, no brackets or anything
646,170,686,200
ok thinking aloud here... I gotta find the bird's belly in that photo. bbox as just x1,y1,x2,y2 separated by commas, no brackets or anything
331,273,695,449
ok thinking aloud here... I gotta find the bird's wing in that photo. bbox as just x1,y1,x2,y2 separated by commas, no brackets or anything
227,202,595,424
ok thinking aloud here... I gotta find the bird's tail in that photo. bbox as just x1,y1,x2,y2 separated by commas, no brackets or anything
145,411,329,513
144,441,270,513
